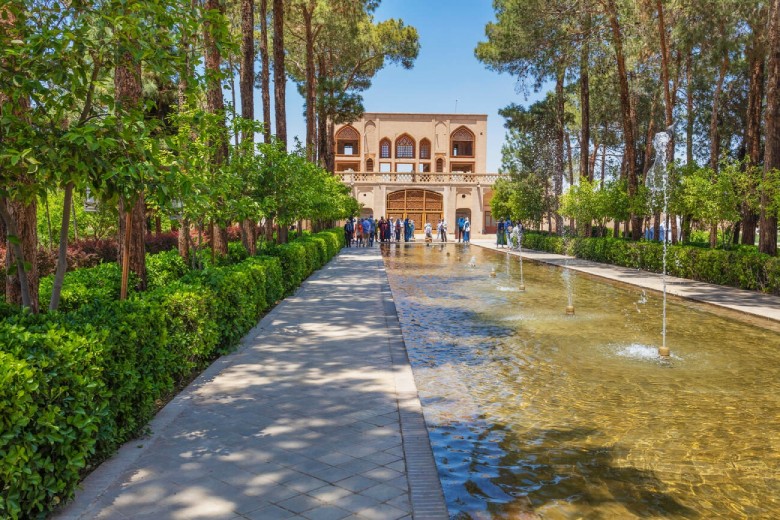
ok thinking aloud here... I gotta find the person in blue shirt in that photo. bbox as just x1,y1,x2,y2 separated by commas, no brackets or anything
496,218,506,248
457,216,465,242
463,217,471,243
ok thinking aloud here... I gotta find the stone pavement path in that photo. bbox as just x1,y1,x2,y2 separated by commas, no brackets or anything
55,247,447,520
472,239,780,323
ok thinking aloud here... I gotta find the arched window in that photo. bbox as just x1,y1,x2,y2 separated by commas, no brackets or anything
450,126,475,157
419,138,431,159
436,158,444,172
366,158,374,172
380,138,391,159
395,134,415,159
336,126,360,155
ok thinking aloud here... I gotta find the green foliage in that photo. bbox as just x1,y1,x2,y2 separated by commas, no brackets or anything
0,324,107,519
522,232,780,295
39,263,139,313
146,250,190,291
0,226,342,519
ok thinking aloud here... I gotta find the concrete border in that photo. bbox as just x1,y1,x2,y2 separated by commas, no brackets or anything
377,263,449,520
470,239,780,325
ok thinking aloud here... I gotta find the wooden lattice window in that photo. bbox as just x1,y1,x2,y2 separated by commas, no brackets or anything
366,158,374,172
419,138,431,159
380,138,391,159
450,126,474,157
395,135,415,159
436,158,444,172
336,125,360,155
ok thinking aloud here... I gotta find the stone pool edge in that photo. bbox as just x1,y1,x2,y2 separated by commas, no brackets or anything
377,260,450,520
471,240,780,324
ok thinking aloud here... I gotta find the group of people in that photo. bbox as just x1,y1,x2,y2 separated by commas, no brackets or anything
345,215,477,246
495,217,523,249
344,216,418,246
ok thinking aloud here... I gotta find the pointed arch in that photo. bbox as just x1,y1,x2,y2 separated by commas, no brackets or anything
366,158,374,172
450,126,475,157
336,125,360,156
419,138,431,159
436,158,445,172
379,137,391,159
395,133,416,159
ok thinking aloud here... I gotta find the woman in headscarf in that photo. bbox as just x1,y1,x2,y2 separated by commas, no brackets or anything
496,218,506,248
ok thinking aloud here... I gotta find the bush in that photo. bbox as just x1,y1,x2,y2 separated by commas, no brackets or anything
39,263,139,313
146,250,190,291
0,323,106,519
0,228,344,518
146,281,220,381
522,232,780,295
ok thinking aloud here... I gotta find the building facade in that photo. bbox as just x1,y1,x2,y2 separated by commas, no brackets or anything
334,113,499,233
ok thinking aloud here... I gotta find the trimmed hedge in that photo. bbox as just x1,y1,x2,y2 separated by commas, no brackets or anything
0,228,345,519
522,232,780,295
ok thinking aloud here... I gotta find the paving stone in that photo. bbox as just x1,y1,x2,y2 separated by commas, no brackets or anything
52,248,446,520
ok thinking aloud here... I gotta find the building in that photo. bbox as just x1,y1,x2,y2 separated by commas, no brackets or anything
334,113,499,233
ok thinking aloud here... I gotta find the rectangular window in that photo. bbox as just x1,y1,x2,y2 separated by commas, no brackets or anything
396,145,414,159
418,163,431,172
379,162,391,172
344,144,353,155
396,163,414,173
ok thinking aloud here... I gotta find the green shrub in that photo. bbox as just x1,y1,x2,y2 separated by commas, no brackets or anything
59,299,172,453
38,263,139,313
0,229,345,518
146,281,220,381
0,323,106,519
522,232,780,295
146,250,189,291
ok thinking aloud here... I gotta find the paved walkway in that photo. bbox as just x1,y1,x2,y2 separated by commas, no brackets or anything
55,248,447,520
471,239,780,323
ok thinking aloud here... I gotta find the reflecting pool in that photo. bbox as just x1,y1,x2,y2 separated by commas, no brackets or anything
382,243,780,519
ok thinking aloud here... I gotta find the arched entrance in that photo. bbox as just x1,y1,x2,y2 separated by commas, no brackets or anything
386,189,443,228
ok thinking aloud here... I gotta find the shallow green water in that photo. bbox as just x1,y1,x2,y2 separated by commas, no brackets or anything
382,243,780,519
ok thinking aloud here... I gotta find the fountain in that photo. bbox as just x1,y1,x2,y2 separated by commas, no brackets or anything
561,229,575,315
647,129,672,358
517,240,526,292
382,245,780,519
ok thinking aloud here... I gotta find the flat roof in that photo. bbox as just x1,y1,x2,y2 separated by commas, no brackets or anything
360,112,487,119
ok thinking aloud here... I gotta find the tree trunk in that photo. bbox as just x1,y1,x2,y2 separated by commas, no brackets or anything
204,0,229,256
260,0,272,143
685,50,694,165
580,2,591,182
115,46,146,291
240,0,255,140
709,50,729,249
606,0,640,240
240,0,256,256
554,68,566,234
743,23,766,245
49,182,74,311
273,0,287,148
118,197,147,291
759,0,780,256
1,198,37,311
302,2,317,161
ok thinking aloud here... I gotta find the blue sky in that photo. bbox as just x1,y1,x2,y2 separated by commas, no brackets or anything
269,0,548,172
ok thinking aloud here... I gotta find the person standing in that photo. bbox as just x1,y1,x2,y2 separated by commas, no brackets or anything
403,217,410,242
463,217,471,243
344,218,354,247
424,221,433,242
395,218,402,241
441,219,448,242
362,217,371,247
355,218,363,247
410,220,416,241
436,220,442,241
367,217,375,247
496,218,506,248
457,216,465,243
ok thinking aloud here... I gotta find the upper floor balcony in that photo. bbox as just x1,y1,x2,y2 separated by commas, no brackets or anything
337,171,500,186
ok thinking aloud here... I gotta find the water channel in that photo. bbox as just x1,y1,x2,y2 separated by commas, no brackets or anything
382,243,780,519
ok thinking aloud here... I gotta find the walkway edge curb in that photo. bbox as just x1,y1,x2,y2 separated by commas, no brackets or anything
377,261,449,520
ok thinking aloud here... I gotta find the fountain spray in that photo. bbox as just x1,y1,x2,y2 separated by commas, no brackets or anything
518,239,526,292
649,130,672,358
